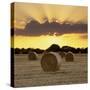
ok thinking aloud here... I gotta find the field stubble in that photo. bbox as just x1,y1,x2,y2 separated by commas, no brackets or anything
14,54,87,87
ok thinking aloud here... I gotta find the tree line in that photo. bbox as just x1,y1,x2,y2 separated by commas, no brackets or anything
12,44,88,54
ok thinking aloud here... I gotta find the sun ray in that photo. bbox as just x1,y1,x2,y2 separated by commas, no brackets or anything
13,3,87,49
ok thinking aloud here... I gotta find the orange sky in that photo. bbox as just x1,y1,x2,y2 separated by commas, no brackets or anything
12,33,87,49
12,2,88,49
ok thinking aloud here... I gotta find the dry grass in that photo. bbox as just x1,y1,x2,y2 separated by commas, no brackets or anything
14,53,87,87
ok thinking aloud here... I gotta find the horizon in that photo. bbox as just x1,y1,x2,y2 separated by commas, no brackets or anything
12,44,88,50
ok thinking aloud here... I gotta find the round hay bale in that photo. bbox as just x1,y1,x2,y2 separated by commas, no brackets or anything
65,51,74,62
41,52,62,72
59,51,66,58
28,52,38,60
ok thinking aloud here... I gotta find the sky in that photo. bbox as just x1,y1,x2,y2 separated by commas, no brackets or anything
11,2,88,49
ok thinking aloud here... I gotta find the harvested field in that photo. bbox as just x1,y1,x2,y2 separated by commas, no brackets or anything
14,54,88,87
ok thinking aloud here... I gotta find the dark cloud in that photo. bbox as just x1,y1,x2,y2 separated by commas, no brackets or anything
14,20,87,36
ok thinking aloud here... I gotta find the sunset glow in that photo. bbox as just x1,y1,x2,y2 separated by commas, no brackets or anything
12,2,88,49
13,33,87,49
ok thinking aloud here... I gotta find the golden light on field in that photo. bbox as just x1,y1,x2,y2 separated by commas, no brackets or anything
12,33,87,49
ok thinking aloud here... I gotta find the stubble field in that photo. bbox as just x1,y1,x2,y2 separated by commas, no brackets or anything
14,54,87,87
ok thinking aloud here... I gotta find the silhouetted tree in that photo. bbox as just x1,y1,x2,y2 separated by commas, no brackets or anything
76,48,81,53
85,48,88,53
80,48,88,53
46,44,60,52
15,48,21,54
27,48,33,53
20,48,28,54
34,48,44,54
62,46,74,52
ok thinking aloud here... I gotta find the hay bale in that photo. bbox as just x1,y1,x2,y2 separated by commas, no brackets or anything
65,51,74,62
41,52,62,72
59,51,66,58
28,52,38,60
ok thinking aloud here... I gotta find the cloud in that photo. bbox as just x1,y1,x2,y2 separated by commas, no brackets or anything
14,20,87,36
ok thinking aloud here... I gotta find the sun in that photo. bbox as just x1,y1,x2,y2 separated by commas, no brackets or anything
47,32,60,45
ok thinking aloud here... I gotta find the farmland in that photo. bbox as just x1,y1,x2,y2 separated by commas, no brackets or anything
14,54,87,87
